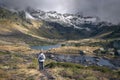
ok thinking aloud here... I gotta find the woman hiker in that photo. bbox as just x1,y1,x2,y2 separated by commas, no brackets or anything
38,52,46,70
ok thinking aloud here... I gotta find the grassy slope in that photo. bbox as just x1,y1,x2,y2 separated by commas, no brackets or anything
94,25,120,39
0,51,41,80
49,46,100,55
104,26,120,39
45,61,120,80
49,39,108,55
0,7,57,46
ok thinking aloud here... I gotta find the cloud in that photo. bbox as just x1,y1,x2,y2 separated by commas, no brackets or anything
0,0,120,24
0,0,75,13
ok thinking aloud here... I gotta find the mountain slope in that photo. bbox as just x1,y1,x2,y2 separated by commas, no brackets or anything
27,8,120,39
0,7,92,41
103,25,120,38
0,6,120,45
38,21,93,39
0,7,56,45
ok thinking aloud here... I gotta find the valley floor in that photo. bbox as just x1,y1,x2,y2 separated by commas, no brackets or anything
0,38,120,80
0,50,120,80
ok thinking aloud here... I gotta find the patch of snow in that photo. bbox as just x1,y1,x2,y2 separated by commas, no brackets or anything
25,12,35,19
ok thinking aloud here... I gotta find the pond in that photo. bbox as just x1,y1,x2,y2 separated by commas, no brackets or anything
31,44,61,50
31,44,119,68
46,53,118,69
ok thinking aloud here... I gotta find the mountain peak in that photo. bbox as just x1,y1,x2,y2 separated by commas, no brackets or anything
26,8,101,30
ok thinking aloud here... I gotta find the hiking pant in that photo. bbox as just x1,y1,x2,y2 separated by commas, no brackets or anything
39,62,44,70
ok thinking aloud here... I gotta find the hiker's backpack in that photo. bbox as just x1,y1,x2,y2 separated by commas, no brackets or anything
39,55,44,60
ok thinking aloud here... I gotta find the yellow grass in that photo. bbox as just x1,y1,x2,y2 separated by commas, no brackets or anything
0,45,30,52
0,50,41,80
49,46,100,55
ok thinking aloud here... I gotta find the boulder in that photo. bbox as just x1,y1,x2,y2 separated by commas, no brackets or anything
99,48,105,51
109,52,115,55
113,40,120,49
79,50,84,55
117,50,120,56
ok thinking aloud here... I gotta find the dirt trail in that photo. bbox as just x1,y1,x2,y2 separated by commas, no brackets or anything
40,69,55,80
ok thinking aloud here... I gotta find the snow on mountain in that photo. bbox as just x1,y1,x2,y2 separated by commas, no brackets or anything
26,8,100,30
25,12,35,19
26,8,116,34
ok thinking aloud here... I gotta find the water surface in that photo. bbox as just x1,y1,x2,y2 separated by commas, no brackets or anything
31,44,61,50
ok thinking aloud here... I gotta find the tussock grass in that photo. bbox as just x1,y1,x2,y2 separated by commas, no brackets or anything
0,51,41,80
45,61,120,80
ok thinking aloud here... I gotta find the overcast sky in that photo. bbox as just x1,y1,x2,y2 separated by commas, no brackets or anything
0,0,120,24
